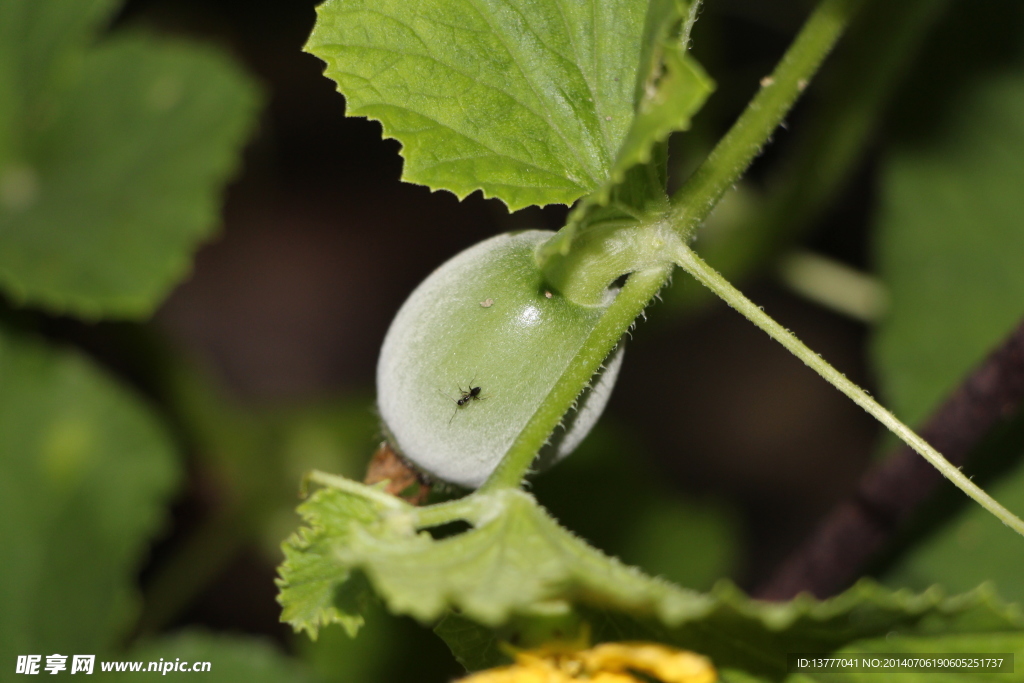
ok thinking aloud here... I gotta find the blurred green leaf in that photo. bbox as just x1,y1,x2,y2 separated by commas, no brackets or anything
434,612,509,672
872,70,1024,426
618,496,737,591
0,0,260,319
0,327,179,662
0,0,118,120
870,6,1024,602
533,424,739,592
296,604,394,683
885,459,1024,605
96,631,314,681
306,0,709,212
299,600,464,683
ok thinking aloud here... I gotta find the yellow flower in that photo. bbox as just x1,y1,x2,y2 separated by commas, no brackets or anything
458,641,716,683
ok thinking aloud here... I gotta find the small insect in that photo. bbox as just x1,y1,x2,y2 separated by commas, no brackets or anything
456,385,482,405
439,382,484,424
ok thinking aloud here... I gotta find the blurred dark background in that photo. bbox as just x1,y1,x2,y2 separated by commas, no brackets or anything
64,0,906,677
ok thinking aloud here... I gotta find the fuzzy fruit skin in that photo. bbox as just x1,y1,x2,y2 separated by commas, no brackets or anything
377,230,623,489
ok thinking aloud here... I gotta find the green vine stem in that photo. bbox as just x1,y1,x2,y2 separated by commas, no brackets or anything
669,0,865,238
480,265,672,492
673,243,1024,538
685,0,949,301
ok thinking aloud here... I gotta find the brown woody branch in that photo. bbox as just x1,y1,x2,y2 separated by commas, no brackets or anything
756,318,1024,600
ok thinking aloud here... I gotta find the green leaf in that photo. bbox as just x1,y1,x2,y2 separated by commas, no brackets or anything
277,472,716,639
276,476,386,638
0,0,261,319
305,0,711,212
96,631,314,681
0,327,179,662
872,70,1024,426
278,473,1024,680
0,0,119,122
542,37,713,258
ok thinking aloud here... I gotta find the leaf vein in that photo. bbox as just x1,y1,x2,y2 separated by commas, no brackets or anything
460,0,605,183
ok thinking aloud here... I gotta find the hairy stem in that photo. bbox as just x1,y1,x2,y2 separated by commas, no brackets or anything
481,266,671,491
756,317,1024,599
674,244,1024,538
686,0,949,301
669,0,864,238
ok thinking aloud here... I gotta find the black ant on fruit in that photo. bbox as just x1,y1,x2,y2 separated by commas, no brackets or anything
438,381,484,424
456,385,482,406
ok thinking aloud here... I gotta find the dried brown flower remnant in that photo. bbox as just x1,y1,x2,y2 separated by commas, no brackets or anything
364,441,431,505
